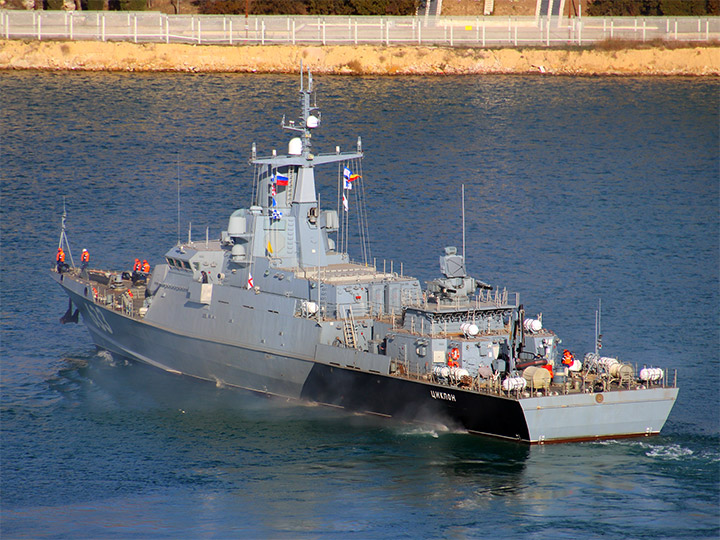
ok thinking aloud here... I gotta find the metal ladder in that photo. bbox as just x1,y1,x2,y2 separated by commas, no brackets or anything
343,308,358,349
483,0,494,15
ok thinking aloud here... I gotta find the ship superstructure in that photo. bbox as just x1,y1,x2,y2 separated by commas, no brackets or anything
52,70,678,443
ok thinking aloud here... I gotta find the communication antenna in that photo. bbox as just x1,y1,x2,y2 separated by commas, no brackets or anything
177,157,181,245
595,299,603,354
461,184,466,261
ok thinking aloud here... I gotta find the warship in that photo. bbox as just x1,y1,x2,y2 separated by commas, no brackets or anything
53,70,678,444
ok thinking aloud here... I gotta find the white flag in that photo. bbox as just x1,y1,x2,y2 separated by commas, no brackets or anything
247,272,254,289
342,193,348,212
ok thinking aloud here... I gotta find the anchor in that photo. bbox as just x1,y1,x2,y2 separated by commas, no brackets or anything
60,298,79,324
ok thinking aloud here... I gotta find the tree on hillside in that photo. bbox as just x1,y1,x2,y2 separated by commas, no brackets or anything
306,0,354,14
198,0,418,15
587,0,718,15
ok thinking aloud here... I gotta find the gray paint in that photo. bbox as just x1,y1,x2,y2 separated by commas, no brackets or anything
52,70,677,443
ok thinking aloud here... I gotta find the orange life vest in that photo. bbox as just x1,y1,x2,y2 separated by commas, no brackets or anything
56,249,65,263
81,250,89,263
142,261,150,273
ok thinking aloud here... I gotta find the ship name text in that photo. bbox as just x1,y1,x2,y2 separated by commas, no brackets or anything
430,390,456,402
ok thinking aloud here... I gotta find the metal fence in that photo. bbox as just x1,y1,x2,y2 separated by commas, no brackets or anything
1,11,718,47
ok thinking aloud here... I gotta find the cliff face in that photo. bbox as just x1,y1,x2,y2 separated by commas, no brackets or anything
1,40,718,76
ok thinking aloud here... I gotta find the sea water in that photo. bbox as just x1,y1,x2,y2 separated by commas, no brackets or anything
1,72,718,538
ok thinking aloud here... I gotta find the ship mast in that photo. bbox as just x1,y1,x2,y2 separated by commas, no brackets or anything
281,64,318,159
246,66,365,268
57,197,75,268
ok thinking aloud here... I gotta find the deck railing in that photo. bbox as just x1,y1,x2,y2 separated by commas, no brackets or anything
1,11,718,47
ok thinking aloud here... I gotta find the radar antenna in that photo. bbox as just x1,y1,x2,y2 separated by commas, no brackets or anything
281,63,321,157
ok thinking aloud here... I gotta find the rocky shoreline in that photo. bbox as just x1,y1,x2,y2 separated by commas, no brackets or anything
1,39,718,75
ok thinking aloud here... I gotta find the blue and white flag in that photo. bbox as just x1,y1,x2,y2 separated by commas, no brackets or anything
343,167,352,190
270,196,282,220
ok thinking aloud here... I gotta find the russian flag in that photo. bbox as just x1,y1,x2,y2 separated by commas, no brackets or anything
275,173,289,186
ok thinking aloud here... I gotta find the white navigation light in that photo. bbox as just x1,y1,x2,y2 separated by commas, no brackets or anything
288,137,302,155
306,115,319,128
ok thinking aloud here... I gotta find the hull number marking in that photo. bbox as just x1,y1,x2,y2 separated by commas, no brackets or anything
86,304,113,334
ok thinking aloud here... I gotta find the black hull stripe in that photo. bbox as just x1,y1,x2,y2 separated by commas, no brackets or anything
300,363,531,442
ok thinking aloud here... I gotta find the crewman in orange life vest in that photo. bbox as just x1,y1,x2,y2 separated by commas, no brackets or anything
133,258,141,272
561,349,575,367
81,248,90,270
56,248,65,273
142,260,150,273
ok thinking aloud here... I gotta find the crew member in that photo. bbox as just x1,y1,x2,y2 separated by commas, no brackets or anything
56,248,65,273
81,249,90,270
131,258,142,284
142,260,150,273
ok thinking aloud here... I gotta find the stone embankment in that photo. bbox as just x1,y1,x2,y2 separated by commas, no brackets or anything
1,39,718,75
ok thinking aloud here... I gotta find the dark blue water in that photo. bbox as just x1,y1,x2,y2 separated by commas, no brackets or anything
1,72,718,539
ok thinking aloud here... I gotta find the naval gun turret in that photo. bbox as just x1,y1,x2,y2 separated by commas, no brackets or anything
426,246,492,304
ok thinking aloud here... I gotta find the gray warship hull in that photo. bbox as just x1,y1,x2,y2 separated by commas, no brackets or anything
54,272,678,444
52,70,677,444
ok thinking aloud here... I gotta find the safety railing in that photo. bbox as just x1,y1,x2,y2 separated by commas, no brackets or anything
1,11,718,47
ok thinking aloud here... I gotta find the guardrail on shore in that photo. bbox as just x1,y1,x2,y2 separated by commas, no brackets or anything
1,11,718,47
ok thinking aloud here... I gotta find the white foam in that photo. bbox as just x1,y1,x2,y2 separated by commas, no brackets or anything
399,426,444,438
644,443,694,460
